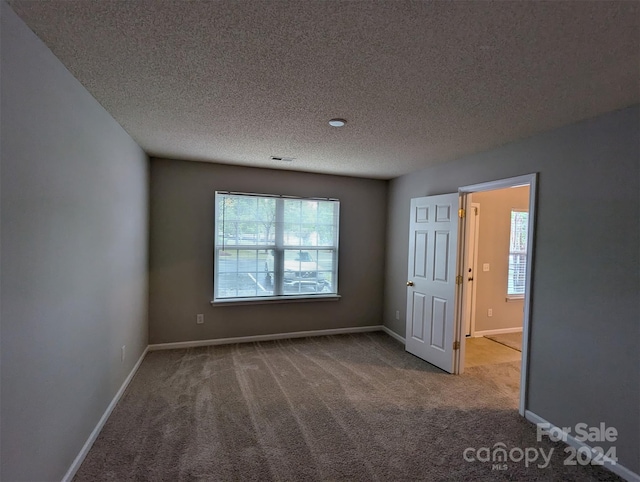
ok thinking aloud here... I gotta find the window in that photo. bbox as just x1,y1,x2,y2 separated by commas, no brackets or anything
213,191,340,302
507,209,528,298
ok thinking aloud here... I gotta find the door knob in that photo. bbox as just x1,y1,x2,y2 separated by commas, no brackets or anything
406,281,414,286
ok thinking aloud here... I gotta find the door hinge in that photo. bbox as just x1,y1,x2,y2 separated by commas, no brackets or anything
453,341,460,350
455,275,463,285
458,208,465,218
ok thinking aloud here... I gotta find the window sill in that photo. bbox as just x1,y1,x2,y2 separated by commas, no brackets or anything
211,294,341,306
506,295,524,302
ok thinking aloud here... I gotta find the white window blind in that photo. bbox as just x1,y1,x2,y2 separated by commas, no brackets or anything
213,192,339,302
507,210,528,297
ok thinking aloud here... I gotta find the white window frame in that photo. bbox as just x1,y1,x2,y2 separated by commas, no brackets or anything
507,208,528,300
212,191,340,304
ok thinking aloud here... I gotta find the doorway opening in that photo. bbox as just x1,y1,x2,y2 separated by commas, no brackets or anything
455,174,537,416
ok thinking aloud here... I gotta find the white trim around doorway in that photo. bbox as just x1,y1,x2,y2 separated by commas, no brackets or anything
456,173,537,417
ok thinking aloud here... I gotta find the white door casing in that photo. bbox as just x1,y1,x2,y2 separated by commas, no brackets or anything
458,173,537,415
463,203,479,336
405,193,459,373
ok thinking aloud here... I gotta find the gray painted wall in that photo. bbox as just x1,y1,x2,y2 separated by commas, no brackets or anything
383,106,640,473
1,3,149,480
149,159,387,344
472,186,528,333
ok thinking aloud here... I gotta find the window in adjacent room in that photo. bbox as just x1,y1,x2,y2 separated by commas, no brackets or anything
507,209,528,299
213,191,340,303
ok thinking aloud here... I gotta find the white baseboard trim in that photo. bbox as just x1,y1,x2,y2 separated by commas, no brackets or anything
525,410,639,482
473,327,523,337
381,325,406,345
148,325,384,351
62,346,149,482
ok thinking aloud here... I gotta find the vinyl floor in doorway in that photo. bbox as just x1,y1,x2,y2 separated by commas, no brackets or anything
74,332,620,481
485,332,523,352
465,336,522,368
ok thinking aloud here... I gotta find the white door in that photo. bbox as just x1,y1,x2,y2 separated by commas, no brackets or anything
405,193,459,373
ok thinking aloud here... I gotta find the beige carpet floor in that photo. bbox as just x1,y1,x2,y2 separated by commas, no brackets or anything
485,332,523,352
74,332,619,481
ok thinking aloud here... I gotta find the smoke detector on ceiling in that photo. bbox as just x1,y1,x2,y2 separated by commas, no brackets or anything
328,118,347,127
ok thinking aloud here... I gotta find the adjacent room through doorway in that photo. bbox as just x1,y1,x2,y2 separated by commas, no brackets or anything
462,184,531,403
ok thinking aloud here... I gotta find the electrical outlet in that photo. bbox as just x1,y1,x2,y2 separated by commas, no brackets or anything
395,310,400,320
483,263,490,272
196,314,204,324
121,345,126,363
488,309,493,317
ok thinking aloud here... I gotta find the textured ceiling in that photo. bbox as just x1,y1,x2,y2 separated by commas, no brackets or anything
7,0,640,179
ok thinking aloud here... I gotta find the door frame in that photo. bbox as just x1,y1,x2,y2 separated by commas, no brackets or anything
454,173,538,416
463,202,480,337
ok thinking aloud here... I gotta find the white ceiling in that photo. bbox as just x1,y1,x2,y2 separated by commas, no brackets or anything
7,0,639,179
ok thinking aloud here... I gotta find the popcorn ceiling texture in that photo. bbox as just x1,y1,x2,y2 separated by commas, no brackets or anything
8,0,639,179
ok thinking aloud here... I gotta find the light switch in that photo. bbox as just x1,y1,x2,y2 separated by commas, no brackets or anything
483,263,490,272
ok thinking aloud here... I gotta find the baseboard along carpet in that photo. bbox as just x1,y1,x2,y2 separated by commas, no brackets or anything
74,332,619,481
484,332,523,352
